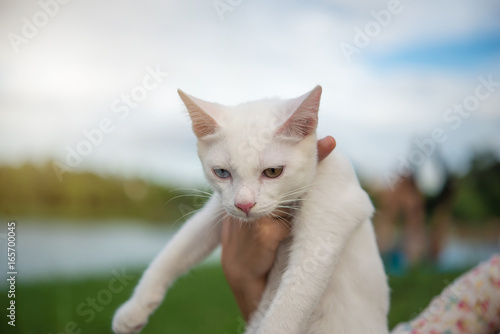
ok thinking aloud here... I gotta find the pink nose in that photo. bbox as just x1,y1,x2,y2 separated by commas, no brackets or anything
235,202,255,215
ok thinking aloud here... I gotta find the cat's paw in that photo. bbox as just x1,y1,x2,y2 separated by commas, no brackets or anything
112,299,152,334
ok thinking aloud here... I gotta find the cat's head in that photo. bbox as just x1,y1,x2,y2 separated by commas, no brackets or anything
179,86,322,221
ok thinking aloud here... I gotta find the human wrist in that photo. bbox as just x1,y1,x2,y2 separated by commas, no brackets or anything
228,276,266,321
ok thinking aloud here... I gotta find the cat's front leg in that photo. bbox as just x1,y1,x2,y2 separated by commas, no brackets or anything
112,194,223,334
250,219,355,334
250,184,373,334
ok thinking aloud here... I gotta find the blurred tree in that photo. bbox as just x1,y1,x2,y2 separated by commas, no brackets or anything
0,162,206,224
452,151,500,222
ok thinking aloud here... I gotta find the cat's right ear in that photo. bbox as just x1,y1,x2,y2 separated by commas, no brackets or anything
178,89,220,138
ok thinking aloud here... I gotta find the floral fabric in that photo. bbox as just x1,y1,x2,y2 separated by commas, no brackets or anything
392,254,500,334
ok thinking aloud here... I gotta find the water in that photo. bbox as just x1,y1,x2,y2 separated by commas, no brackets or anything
0,219,498,284
0,219,220,285
438,234,500,270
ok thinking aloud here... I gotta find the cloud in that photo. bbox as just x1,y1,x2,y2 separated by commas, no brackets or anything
0,0,498,186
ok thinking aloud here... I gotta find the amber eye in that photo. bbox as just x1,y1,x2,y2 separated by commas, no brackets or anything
213,168,231,179
263,167,283,178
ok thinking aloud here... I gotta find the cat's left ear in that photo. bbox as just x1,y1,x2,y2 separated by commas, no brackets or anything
277,85,322,139
178,89,221,139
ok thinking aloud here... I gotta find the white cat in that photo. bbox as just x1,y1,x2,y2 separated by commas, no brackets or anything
112,86,390,334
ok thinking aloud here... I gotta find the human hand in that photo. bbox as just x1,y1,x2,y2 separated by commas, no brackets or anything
221,136,336,320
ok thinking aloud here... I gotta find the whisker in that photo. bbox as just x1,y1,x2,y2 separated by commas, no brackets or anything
269,212,293,231
280,198,308,203
282,182,318,197
270,208,291,218
163,193,211,206
169,187,213,196
161,206,205,235
207,209,227,234
173,207,203,225
281,182,321,201
275,205,300,211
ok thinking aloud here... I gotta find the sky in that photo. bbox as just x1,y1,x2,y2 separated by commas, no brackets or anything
0,0,499,192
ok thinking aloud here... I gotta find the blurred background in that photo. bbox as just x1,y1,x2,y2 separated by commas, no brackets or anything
0,0,499,333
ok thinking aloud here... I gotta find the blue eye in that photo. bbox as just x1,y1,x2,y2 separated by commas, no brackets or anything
213,168,231,179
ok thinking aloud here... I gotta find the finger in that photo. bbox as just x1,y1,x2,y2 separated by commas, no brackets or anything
317,136,336,162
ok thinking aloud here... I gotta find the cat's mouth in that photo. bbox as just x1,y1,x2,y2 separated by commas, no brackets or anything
222,197,301,222
225,211,267,222
224,206,294,223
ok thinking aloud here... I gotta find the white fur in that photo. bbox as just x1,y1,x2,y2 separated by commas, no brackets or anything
113,86,390,334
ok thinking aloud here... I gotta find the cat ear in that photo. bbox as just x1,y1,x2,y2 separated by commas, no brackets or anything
178,89,220,138
276,85,322,139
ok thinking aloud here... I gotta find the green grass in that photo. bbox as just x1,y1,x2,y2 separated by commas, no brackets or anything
0,264,241,334
388,267,466,328
0,264,465,334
